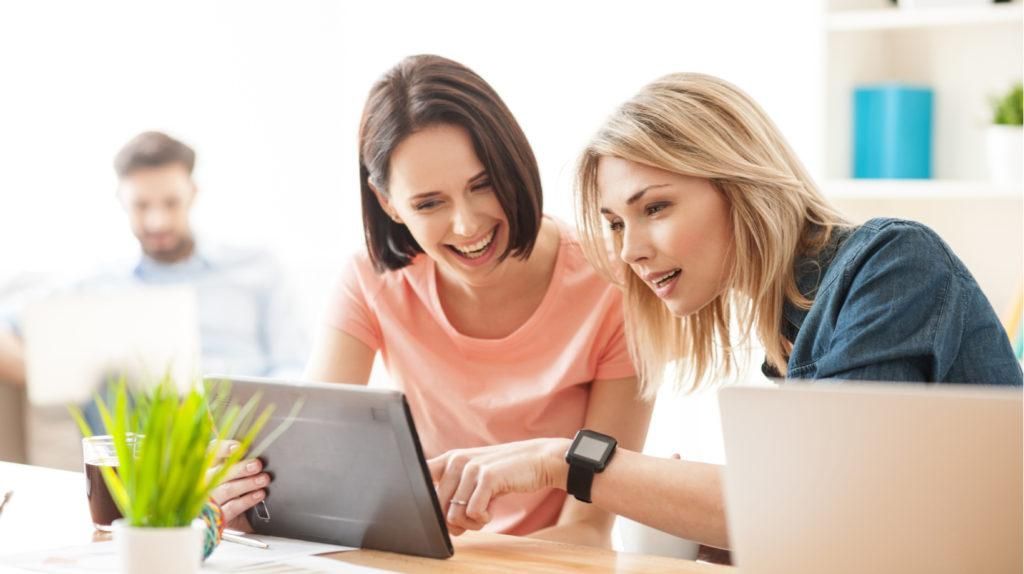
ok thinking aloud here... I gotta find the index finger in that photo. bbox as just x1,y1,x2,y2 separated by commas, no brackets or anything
427,454,447,483
213,439,241,460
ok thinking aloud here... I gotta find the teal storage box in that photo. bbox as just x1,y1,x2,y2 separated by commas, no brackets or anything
853,84,933,179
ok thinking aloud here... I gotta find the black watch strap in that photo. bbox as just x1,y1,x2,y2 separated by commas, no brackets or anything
567,462,595,503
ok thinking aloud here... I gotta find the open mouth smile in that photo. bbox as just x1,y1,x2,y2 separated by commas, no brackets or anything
447,227,497,259
445,225,500,268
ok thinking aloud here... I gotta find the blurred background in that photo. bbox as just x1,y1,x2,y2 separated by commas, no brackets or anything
0,0,1021,554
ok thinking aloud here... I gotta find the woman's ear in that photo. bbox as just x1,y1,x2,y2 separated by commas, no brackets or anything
369,179,403,224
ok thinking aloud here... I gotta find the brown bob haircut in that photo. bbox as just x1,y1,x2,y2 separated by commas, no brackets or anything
359,54,543,272
114,131,196,179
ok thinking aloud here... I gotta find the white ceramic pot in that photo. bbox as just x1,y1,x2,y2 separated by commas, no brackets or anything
112,519,205,574
616,516,700,560
986,125,1024,185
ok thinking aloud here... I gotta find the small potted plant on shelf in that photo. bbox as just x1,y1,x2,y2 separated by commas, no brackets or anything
987,82,1023,185
71,376,295,574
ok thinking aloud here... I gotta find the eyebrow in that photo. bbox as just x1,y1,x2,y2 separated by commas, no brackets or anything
409,170,489,201
599,183,671,215
410,191,442,201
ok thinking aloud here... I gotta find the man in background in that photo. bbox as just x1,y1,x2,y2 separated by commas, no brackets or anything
0,131,307,461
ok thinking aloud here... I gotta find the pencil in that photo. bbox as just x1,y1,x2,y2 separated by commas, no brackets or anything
222,532,269,549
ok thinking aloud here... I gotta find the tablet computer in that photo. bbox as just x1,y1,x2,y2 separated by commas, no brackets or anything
211,375,453,559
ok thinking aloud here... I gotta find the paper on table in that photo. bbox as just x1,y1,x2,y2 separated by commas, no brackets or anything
203,535,354,571
0,535,365,573
0,541,118,573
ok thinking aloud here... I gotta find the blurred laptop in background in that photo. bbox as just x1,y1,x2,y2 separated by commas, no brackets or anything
21,287,199,470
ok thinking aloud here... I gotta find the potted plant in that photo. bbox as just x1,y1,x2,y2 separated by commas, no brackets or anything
71,377,292,574
987,83,1023,185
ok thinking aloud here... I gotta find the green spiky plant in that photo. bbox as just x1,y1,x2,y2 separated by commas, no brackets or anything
992,83,1023,126
70,375,298,528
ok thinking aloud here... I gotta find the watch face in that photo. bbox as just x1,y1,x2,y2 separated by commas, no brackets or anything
567,429,617,470
575,435,610,462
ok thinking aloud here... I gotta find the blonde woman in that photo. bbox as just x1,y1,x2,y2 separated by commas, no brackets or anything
426,73,1023,549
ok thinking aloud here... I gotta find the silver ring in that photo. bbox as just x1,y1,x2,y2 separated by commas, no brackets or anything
450,500,468,506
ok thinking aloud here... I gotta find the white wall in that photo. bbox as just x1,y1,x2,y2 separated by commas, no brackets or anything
0,0,825,321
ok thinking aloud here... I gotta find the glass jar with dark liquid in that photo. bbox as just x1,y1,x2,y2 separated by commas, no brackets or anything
81,436,136,531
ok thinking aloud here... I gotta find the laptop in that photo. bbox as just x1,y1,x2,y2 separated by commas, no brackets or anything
21,286,201,406
216,376,454,559
719,383,1022,574
20,286,200,469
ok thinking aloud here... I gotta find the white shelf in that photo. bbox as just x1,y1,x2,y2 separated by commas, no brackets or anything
828,3,1023,31
823,179,1024,199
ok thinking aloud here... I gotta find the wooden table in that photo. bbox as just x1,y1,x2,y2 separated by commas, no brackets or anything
0,462,730,573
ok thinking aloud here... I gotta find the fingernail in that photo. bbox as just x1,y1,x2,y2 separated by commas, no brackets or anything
256,475,268,486
228,443,239,454
253,491,264,500
246,461,259,472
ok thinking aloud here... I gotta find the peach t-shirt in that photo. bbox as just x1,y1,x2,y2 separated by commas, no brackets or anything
327,218,635,535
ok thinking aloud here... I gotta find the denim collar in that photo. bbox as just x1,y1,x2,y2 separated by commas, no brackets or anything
783,224,853,329
764,224,855,378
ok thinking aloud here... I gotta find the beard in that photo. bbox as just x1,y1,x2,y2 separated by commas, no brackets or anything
141,233,195,263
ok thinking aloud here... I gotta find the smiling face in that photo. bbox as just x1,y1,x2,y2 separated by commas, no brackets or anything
375,123,511,287
597,156,733,318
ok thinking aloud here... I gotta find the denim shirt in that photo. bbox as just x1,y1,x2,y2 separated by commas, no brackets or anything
763,218,1023,385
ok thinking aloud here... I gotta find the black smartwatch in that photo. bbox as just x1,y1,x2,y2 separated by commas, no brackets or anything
564,429,617,503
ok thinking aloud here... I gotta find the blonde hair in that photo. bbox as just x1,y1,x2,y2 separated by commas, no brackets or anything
576,73,848,398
